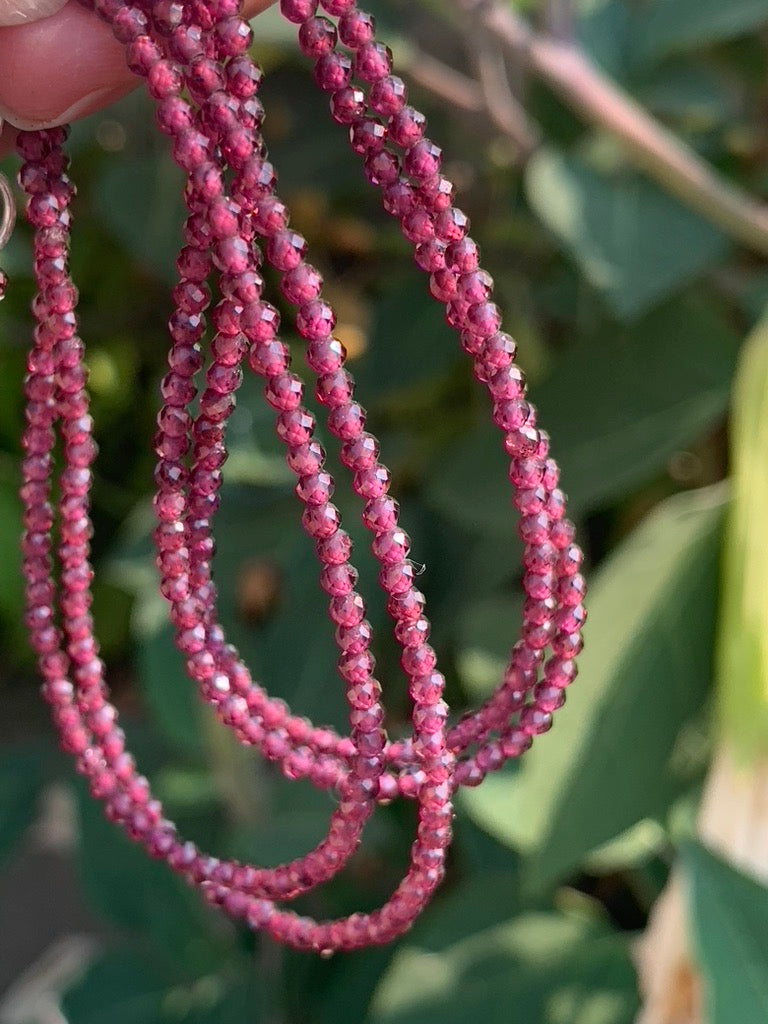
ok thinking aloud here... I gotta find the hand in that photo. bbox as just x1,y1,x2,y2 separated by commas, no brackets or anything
0,0,275,152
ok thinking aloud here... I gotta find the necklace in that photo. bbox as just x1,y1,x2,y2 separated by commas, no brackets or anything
3,0,586,953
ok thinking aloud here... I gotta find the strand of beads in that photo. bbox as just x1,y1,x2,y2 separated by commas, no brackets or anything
19,121,453,950
16,0,586,952
280,0,586,786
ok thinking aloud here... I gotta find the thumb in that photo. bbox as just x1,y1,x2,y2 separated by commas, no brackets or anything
0,0,69,25
0,0,277,136
0,1,133,131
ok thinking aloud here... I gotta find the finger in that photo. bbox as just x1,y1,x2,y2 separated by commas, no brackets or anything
0,0,276,133
0,0,69,26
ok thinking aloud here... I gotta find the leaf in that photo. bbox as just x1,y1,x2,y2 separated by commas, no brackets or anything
716,318,768,761
426,296,739,530
93,156,186,284
0,483,23,621
62,949,259,1024
575,0,633,80
682,842,768,1024
525,148,728,319
369,913,639,1024
354,276,461,402
461,484,725,889
0,747,46,867
635,0,768,63
74,784,227,976
62,951,169,1024
638,63,736,130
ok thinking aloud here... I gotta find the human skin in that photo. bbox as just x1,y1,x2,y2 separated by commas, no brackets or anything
0,0,276,153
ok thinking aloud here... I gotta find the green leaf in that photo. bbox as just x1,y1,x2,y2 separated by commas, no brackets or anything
62,949,259,1024
0,747,46,867
525,149,728,319
93,155,186,284
62,951,169,1024
74,784,227,976
461,484,725,889
635,0,768,63
0,483,23,621
639,63,736,130
426,296,739,530
369,913,639,1024
716,318,768,760
682,842,768,1024
354,276,460,402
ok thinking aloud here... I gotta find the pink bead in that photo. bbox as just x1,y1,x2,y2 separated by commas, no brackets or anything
349,118,387,155
369,76,407,117
298,15,337,56
314,52,353,92
297,300,336,340
354,42,392,82
389,107,426,148
404,139,441,183
330,86,366,125
280,0,317,23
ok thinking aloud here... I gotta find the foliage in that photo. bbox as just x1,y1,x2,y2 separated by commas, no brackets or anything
2,0,768,1021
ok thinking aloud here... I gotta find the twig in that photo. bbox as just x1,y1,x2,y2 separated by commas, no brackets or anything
399,45,485,114
472,33,540,157
453,0,768,258
541,0,574,42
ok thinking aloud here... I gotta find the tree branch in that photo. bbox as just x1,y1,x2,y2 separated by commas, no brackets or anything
453,0,768,258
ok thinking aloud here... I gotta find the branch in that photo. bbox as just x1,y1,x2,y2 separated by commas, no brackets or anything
472,33,540,157
399,44,485,115
453,0,768,258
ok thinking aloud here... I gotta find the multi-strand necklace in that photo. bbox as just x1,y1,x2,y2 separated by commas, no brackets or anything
2,0,586,953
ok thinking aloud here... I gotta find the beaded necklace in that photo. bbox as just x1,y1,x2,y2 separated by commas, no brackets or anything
1,0,586,953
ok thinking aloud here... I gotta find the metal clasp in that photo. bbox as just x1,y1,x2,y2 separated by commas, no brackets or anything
0,172,15,252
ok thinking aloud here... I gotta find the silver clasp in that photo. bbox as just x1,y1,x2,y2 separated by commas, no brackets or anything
0,173,15,252
0,116,16,252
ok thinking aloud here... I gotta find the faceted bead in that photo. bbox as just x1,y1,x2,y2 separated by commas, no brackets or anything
316,528,352,565
382,179,417,217
354,42,392,82
296,471,334,506
147,59,183,99
321,0,355,12
316,369,353,408
369,76,407,117
299,15,338,56
243,301,280,344
266,230,307,272
280,0,317,23
338,10,375,47
402,209,434,244
403,139,442,183
306,336,345,374
327,402,365,441
226,56,263,98
349,118,387,155
214,16,253,57
282,263,323,305
389,107,426,148
126,35,162,75
314,52,353,92
435,207,469,243
364,150,400,187
330,86,366,125
297,300,336,341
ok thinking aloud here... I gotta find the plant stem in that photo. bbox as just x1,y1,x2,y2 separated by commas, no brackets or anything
453,0,768,257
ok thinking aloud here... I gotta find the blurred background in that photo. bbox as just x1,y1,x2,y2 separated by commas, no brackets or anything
1,0,768,1021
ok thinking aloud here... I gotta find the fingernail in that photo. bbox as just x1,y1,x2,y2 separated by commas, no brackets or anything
0,85,119,130
0,0,69,26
